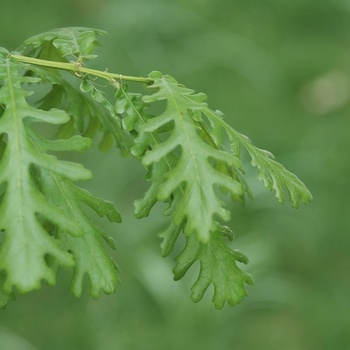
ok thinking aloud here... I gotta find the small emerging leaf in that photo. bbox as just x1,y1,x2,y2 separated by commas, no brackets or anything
80,78,132,154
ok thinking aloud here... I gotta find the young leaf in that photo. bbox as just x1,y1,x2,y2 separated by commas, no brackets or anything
80,77,132,153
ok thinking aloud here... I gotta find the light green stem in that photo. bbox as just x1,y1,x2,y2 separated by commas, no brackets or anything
9,54,154,85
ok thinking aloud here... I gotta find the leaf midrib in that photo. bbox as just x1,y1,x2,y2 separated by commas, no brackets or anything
6,58,25,223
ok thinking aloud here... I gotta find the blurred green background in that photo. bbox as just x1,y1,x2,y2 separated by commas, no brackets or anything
1,0,350,349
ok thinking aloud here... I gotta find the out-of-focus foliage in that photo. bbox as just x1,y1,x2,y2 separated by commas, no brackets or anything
0,0,349,349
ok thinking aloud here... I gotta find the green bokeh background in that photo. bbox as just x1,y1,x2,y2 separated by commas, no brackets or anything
1,0,349,349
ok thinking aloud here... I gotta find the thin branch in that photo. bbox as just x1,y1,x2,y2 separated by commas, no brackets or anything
9,54,154,85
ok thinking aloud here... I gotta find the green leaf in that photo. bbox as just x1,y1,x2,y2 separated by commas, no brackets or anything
23,63,85,133
0,272,16,310
173,229,254,309
140,72,244,242
40,172,121,299
159,221,184,258
115,84,145,132
80,78,132,153
25,65,131,154
115,84,177,218
201,107,313,208
141,71,312,218
130,71,311,307
80,77,131,152
19,27,107,62
0,24,313,309
27,103,122,299
0,52,93,294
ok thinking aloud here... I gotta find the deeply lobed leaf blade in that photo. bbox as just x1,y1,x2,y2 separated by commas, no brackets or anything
41,172,121,299
199,107,313,207
0,51,121,299
19,27,107,61
140,72,244,242
136,70,311,308
173,229,254,309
